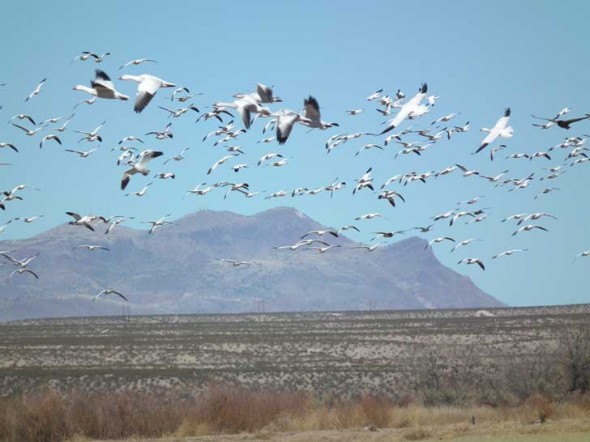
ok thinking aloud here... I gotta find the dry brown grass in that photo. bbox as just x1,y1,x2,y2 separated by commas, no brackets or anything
0,384,590,442
1,385,590,442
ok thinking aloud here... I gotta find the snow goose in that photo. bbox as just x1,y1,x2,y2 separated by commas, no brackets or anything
377,190,405,207
260,188,285,199
352,243,383,252
272,109,304,144
15,215,44,223
75,245,110,251
118,135,144,144
154,172,175,180
143,214,173,234
146,122,173,140
94,288,128,302
171,86,192,101
573,251,590,262
213,96,271,129
25,78,46,102
353,167,374,194
125,182,152,197
300,230,339,239
457,258,485,270
354,212,384,221
366,89,383,101
0,142,18,152
158,104,199,118
12,123,42,136
9,268,39,279
208,154,237,175
119,58,158,70
64,148,98,158
257,152,282,166
39,134,61,149
531,112,590,129
371,230,407,241
121,150,164,190
380,83,428,134
184,183,217,197
232,163,248,173
511,225,548,236
337,225,360,234
75,52,110,63
355,143,383,156
73,70,129,101
217,258,256,267
274,239,330,251
9,114,36,125
426,237,455,249
517,212,557,225
450,239,481,253
75,121,106,143
104,217,134,234
300,96,338,130
0,252,39,267
534,187,559,199
492,249,528,259
73,97,97,109
66,212,106,231
163,147,189,165
476,108,513,153
307,245,342,253
119,74,176,113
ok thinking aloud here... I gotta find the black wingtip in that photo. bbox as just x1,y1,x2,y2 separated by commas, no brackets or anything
420,83,428,94
95,69,111,81
475,143,488,154
505,107,511,117
304,95,319,109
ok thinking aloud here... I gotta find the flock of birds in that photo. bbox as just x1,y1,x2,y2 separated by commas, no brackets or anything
1,50,589,307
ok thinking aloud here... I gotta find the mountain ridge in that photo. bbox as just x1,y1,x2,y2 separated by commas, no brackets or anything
0,207,504,321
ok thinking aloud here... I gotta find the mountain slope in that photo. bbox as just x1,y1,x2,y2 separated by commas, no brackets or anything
0,207,504,320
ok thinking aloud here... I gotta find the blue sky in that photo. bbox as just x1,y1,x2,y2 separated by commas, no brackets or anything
1,0,589,307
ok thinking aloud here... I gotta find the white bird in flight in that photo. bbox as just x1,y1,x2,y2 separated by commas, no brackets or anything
121,150,164,190
25,78,46,102
75,245,110,251
119,58,158,70
120,74,176,113
475,108,513,153
94,288,128,302
457,258,485,271
380,83,428,134
492,249,528,259
73,70,129,101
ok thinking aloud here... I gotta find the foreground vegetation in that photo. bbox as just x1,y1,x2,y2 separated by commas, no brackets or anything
1,385,590,442
1,306,589,441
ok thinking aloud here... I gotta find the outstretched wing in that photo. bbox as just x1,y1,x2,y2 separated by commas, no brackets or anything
92,70,115,92
135,77,161,113
303,96,321,122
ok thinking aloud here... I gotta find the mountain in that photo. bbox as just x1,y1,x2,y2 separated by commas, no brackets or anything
0,207,504,320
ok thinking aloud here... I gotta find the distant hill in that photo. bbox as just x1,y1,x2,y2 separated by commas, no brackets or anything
0,207,504,321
